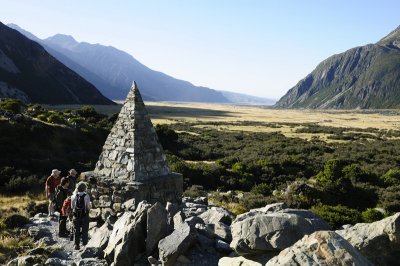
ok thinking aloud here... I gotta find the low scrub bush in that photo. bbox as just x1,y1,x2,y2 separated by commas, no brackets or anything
361,208,384,223
251,183,271,196
5,176,39,193
25,201,48,217
0,98,23,114
3,214,30,229
380,169,400,186
47,113,64,124
36,114,48,121
183,185,207,198
311,204,362,229
239,193,275,210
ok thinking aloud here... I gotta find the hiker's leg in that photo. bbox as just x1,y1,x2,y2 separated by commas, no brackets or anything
69,217,74,241
59,216,67,236
48,199,54,216
73,218,81,246
81,215,89,245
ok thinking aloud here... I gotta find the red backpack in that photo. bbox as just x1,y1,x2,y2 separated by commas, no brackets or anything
61,197,72,216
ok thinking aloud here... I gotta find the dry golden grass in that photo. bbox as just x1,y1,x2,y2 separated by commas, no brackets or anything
0,194,47,215
147,102,400,130
145,102,400,142
46,101,400,131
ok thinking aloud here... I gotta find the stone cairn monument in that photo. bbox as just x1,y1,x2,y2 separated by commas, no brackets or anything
84,82,182,219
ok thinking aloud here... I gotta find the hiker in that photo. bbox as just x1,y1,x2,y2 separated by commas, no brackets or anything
54,177,70,237
71,182,91,250
61,191,74,241
66,169,78,192
45,169,62,216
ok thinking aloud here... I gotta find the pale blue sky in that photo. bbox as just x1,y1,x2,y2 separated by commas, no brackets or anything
2,0,400,98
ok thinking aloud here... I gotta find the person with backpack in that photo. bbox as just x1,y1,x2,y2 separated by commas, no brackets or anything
66,169,78,192
71,182,91,250
45,169,62,216
54,177,70,237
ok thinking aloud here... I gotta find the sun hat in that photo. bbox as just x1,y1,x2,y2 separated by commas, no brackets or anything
69,169,78,175
51,169,61,176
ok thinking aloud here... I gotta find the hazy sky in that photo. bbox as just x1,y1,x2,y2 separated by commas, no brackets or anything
2,1,400,99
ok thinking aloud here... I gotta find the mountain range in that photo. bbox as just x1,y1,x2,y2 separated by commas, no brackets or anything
8,23,274,104
0,22,113,105
275,26,400,109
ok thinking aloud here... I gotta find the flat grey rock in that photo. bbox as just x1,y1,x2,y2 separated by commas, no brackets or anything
266,231,373,266
337,212,400,266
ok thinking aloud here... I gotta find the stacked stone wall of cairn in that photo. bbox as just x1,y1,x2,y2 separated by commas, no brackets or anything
94,82,170,181
84,173,182,221
85,82,182,220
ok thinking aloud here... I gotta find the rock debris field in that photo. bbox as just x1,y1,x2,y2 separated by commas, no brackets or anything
7,197,400,266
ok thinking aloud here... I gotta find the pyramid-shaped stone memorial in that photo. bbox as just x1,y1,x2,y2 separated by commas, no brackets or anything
94,81,170,181
84,82,182,215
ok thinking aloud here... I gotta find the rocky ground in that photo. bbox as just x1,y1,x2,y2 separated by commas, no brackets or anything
7,197,400,266
7,213,100,266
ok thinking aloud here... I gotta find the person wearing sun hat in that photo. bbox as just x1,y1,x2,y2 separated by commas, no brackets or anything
45,169,62,216
66,169,78,192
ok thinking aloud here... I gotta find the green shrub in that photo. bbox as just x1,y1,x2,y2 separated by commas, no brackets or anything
25,201,48,217
183,185,207,198
0,99,23,114
378,185,400,212
47,113,63,124
311,204,362,229
251,183,271,196
239,193,275,210
156,124,178,151
5,176,39,193
0,166,15,186
361,208,384,223
36,114,48,121
3,214,30,229
69,117,85,125
77,105,97,118
380,169,400,186
26,104,44,116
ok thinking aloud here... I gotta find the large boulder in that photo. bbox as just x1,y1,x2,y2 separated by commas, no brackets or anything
173,210,186,230
337,212,400,265
211,222,232,242
146,202,168,255
81,219,113,258
230,207,331,255
234,203,288,223
266,231,373,266
28,225,52,240
158,222,196,266
199,207,234,225
104,201,151,266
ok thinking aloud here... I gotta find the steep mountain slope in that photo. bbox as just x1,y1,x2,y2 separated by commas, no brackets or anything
275,26,400,109
0,22,114,105
9,24,230,102
7,24,126,100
